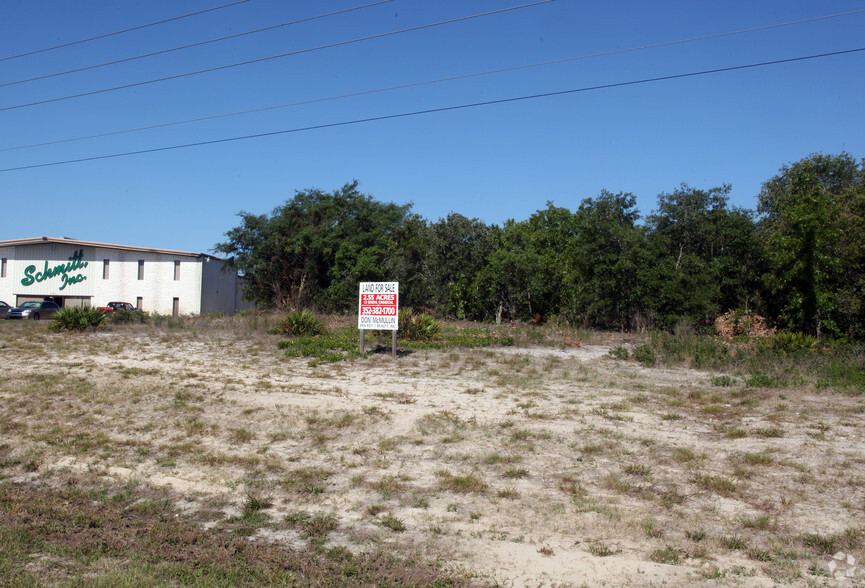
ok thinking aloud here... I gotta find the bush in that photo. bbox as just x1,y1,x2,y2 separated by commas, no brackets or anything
108,309,149,324
277,309,325,337
760,331,820,354
608,345,630,360
51,307,107,331
398,308,441,341
633,344,656,367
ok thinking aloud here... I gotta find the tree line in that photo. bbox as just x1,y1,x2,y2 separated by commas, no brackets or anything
214,153,865,338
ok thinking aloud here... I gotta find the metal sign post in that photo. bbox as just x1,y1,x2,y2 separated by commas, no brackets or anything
358,282,399,357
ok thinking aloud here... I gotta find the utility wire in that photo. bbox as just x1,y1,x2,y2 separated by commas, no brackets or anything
0,0,254,62
1,0,395,88
2,47,862,174
3,7,862,153
0,0,555,113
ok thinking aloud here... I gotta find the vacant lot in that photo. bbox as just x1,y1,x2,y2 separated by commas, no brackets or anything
1,316,863,586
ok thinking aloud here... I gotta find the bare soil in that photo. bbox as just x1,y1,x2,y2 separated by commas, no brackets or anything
1,322,863,586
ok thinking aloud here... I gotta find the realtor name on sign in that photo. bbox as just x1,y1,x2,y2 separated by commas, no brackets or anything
359,316,397,326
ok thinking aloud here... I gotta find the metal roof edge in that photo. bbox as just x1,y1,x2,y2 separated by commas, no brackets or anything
0,237,223,260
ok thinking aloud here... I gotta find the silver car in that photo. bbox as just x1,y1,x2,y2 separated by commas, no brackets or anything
6,301,62,320
0,301,10,319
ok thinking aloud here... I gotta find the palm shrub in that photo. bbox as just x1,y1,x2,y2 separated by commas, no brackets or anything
277,309,325,337
398,308,441,341
51,307,107,331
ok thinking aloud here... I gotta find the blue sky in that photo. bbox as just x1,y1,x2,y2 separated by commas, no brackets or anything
1,0,863,254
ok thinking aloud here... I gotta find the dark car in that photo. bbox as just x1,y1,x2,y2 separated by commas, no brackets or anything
7,301,62,320
0,301,10,319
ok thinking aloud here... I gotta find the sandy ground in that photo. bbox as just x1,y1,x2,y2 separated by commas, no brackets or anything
1,326,864,586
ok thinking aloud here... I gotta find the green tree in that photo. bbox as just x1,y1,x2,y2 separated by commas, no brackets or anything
759,153,864,336
567,191,647,329
644,184,760,328
215,181,414,310
425,213,497,319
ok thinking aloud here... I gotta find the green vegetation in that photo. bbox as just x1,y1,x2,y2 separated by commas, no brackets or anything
276,308,325,337
50,306,107,331
0,476,460,586
215,154,865,339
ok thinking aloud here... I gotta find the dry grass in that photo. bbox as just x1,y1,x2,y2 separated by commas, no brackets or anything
1,315,864,585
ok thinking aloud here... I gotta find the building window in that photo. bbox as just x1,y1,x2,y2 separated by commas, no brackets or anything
174,260,181,281
137,260,144,280
172,297,180,317
136,296,143,310
1,258,6,278
103,260,110,280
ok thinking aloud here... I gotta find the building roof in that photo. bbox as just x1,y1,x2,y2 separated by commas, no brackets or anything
0,237,221,260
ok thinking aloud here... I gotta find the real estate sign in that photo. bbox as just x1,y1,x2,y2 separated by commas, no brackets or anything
358,282,399,330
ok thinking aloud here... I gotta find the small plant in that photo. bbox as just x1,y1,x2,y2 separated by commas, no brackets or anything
649,546,682,565
746,374,775,388
720,536,748,550
497,488,520,499
108,308,149,324
398,308,441,341
608,345,630,360
366,504,386,516
642,518,663,538
435,470,488,494
50,306,107,331
696,474,737,496
301,511,338,541
588,542,614,557
633,344,656,367
277,309,325,337
380,515,406,532
502,467,529,479
760,331,820,354
686,529,706,542
711,375,736,387
243,490,273,513
624,464,652,478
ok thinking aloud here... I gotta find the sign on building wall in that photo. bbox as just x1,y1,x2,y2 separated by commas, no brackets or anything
14,246,95,296
358,282,399,330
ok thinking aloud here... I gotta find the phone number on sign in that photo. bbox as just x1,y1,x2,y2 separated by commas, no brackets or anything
361,307,397,316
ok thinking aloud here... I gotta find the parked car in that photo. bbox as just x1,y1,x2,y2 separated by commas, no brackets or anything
0,301,10,319
7,300,62,320
97,301,136,314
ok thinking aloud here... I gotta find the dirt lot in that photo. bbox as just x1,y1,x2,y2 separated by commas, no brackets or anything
1,319,863,586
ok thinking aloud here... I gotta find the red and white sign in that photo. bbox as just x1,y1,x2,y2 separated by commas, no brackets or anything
358,282,399,330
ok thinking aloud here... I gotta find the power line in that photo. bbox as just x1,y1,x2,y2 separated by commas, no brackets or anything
1,0,396,88
4,7,862,153
0,0,555,113
2,47,862,174
0,0,254,62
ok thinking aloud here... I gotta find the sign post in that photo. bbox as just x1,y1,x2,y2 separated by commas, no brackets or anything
358,282,399,357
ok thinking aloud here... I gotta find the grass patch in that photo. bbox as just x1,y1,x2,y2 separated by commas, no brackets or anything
435,470,488,494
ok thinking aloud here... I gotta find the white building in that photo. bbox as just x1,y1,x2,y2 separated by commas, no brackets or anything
0,237,252,315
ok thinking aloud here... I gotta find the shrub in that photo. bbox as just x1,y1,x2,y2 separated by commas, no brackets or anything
398,308,441,341
633,344,656,367
108,309,149,324
760,331,820,354
277,309,325,337
51,307,107,331
608,345,630,360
